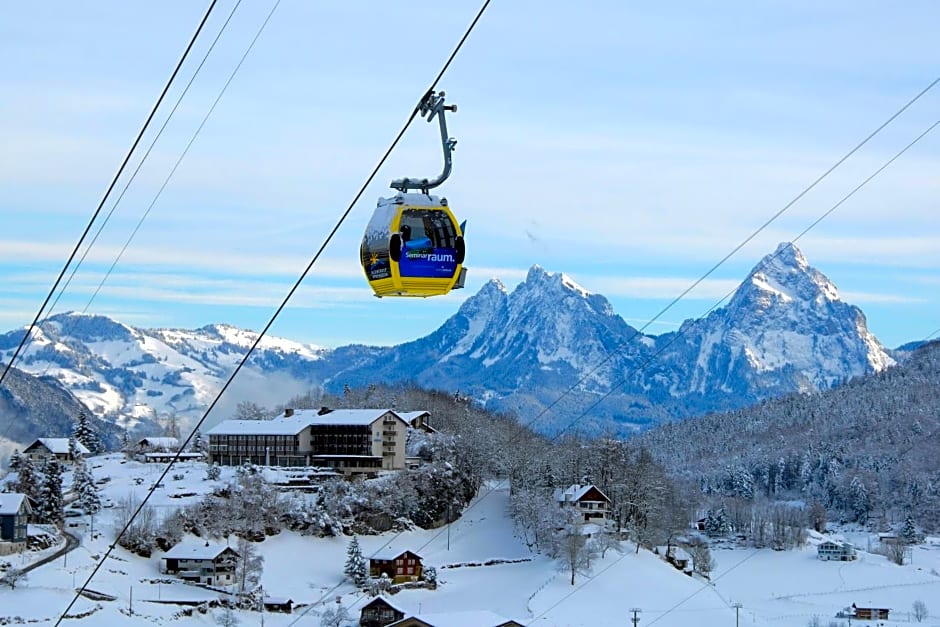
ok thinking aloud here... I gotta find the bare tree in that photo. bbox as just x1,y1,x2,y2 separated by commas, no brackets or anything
235,536,264,594
215,606,240,627
912,599,929,622
557,518,598,585
0,568,27,589
687,535,716,578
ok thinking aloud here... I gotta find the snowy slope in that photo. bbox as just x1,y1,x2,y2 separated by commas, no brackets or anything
2,455,938,626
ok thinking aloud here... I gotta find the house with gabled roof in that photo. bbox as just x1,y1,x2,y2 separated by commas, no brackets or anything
397,410,437,433
369,548,424,583
388,611,526,626
207,408,411,475
553,484,611,523
161,541,239,586
23,438,89,463
0,493,31,555
817,539,856,561
360,596,406,627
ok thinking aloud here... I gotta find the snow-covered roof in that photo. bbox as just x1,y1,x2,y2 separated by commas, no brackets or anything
396,410,430,423
0,493,29,515
206,417,311,436
553,483,609,504
138,437,179,449
394,610,522,627
28,438,90,456
303,408,403,427
162,541,237,561
208,409,407,436
370,548,422,561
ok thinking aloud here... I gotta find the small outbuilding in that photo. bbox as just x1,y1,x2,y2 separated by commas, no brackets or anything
852,602,890,620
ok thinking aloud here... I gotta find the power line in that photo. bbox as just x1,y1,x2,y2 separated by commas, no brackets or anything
513,74,940,438
331,92,940,620
0,0,220,389
0,0,246,447
55,1,492,625
52,1,286,623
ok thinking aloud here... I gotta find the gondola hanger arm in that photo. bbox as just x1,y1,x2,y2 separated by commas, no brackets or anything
391,90,457,193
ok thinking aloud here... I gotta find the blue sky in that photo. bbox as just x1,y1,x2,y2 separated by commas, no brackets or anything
1,1,938,350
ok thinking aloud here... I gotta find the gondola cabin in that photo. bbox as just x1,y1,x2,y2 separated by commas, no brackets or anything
361,192,466,297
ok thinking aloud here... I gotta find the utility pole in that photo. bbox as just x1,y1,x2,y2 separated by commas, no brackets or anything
630,607,641,627
732,602,743,627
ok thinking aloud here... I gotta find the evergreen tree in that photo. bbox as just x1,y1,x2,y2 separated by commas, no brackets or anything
849,476,870,523
902,513,919,544
705,507,730,537
72,410,102,454
14,455,40,501
38,458,64,524
73,458,101,515
190,429,207,454
344,536,368,585
68,436,83,461
8,450,22,472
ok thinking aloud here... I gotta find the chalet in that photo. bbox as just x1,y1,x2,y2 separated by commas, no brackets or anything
360,596,406,627
22,438,90,463
817,540,856,561
397,411,437,433
0,493,31,556
207,408,411,475
161,541,239,586
553,484,611,523
369,549,423,584
135,437,179,454
261,597,293,613
388,611,526,626
852,603,890,620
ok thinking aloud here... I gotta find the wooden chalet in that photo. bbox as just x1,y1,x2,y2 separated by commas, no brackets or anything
852,603,890,620
388,611,526,626
553,484,611,523
22,438,89,463
360,596,406,627
161,541,239,586
817,540,856,561
369,549,423,583
0,493,31,555
262,597,293,613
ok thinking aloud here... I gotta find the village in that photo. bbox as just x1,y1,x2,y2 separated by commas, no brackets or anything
2,405,933,626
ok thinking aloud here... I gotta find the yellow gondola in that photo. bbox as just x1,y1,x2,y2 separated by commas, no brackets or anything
360,91,466,298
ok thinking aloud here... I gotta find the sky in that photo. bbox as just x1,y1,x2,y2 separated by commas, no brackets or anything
1,0,938,350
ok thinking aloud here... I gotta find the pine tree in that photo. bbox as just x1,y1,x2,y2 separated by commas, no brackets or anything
38,458,64,524
8,450,22,471
68,436,83,462
72,410,102,454
902,513,919,544
344,536,368,585
73,457,101,515
14,456,40,501
190,429,206,454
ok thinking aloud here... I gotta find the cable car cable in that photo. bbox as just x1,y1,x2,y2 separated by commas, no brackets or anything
512,74,940,438
337,105,940,604
0,0,220,390
0,0,244,448
58,2,492,624
35,0,245,345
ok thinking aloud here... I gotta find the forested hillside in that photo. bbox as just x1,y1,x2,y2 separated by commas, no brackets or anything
635,341,940,532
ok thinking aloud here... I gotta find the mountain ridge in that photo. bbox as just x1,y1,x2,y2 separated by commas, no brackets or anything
0,242,896,439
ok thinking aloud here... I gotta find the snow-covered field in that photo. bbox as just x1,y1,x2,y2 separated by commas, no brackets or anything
2,454,939,626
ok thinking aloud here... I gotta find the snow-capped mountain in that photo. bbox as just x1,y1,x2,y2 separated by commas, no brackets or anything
0,243,894,438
